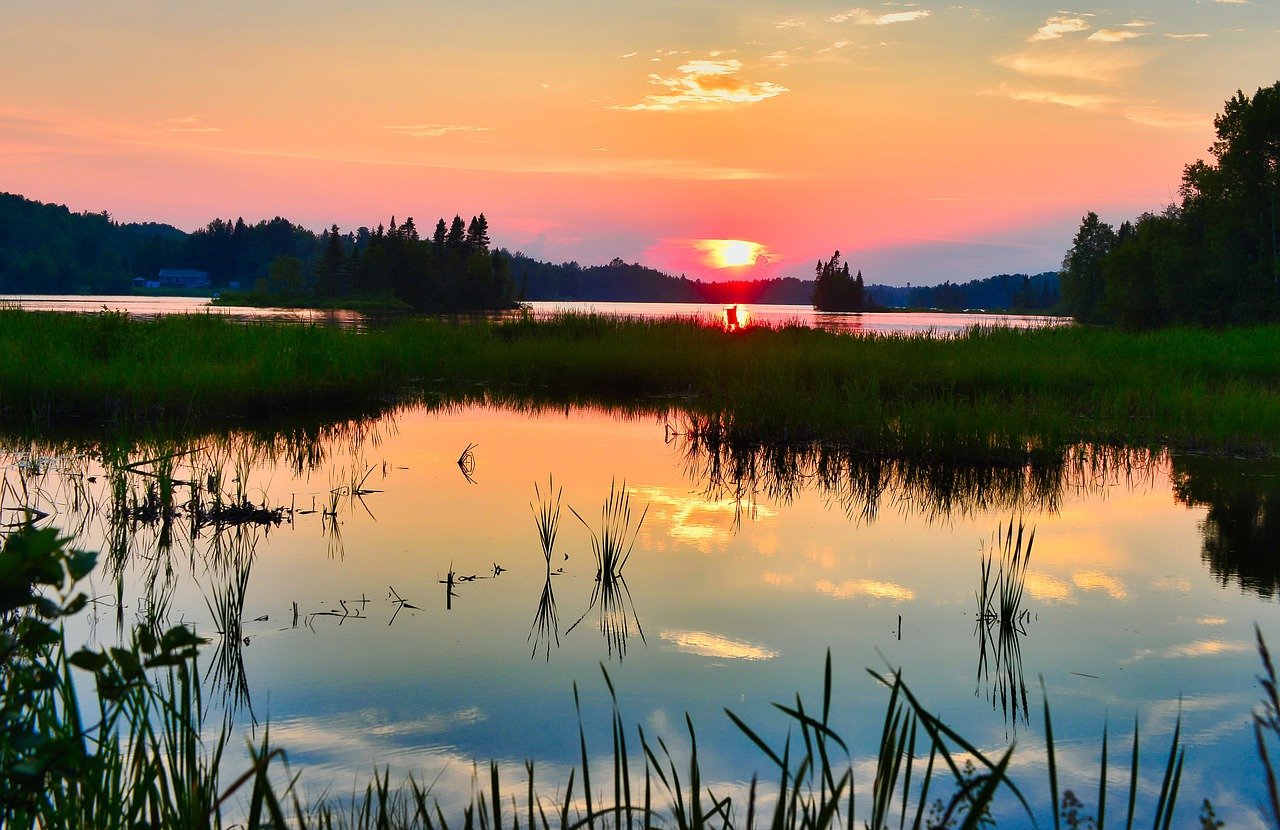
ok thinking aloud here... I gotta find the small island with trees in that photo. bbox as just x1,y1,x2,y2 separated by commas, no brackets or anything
810,250,878,312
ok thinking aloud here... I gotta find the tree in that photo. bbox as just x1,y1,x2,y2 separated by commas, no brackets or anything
465,214,490,251
446,215,466,254
1059,212,1116,323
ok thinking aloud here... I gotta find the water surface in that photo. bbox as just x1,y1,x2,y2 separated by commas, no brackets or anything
3,403,1275,826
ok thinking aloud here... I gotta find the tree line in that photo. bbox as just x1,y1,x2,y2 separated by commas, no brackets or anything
0,193,516,310
1061,81,1280,328
255,214,516,311
506,254,814,304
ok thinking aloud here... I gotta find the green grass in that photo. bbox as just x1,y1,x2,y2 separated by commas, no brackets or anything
3,308,1280,455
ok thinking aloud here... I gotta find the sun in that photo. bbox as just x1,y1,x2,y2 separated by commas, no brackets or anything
696,239,767,269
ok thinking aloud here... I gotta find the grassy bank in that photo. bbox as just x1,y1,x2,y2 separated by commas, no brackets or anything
2,308,1279,454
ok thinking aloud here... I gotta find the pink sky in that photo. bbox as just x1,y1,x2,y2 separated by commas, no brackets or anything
2,2,1276,284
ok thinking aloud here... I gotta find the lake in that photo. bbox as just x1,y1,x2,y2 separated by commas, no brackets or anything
4,397,1276,826
0,294,1067,336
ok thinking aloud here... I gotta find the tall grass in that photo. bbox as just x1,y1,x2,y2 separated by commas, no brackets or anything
569,479,648,581
5,309,1280,455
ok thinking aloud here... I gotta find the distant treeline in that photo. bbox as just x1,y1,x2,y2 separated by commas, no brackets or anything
507,254,815,304
510,252,1057,311
0,190,1056,313
0,193,318,293
868,272,1060,311
1062,81,1280,328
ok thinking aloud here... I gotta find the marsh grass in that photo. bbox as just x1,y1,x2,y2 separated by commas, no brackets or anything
569,479,648,581
530,476,564,660
6,309,1280,455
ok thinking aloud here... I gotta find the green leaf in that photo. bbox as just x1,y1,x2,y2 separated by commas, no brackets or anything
69,649,110,673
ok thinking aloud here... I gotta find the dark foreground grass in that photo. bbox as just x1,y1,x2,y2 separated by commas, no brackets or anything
2,308,1279,454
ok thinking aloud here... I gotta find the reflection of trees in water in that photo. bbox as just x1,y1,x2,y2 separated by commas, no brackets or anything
673,413,1165,526
1172,455,1280,599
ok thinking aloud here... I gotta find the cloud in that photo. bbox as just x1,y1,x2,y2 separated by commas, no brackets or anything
167,115,220,134
1029,15,1091,42
986,83,1119,109
995,44,1152,84
614,58,789,111
775,17,804,28
385,124,494,138
1165,32,1210,40
828,8,931,25
618,51,638,58
988,83,1206,130
1087,28,1145,43
875,10,931,25
1124,104,1207,130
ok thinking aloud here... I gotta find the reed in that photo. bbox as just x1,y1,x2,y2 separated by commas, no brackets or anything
569,479,648,581
532,475,563,565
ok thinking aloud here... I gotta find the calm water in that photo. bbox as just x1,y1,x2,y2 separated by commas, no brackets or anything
0,294,1066,336
4,403,1277,826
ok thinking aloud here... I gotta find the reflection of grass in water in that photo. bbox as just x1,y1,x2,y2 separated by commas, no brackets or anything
529,476,563,661
564,480,648,658
1,519,1201,829
203,544,256,724
975,519,1034,726
977,518,1033,631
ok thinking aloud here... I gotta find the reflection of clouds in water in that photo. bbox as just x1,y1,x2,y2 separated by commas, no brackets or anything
1122,640,1253,666
634,486,776,553
660,629,779,660
1073,570,1128,600
1196,615,1228,626
815,579,914,602
1164,640,1252,659
1153,575,1192,592
1024,571,1073,602
762,571,793,586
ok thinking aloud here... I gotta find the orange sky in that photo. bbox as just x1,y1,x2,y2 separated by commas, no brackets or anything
2,2,1277,283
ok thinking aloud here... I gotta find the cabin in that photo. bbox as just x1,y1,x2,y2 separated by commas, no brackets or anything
156,269,211,289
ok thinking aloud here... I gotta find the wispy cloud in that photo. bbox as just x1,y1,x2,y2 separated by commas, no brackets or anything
167,115,219,134
385,124,494,138
828,8,931,25
995,44,1152,84
1124,104,1207,130
614,58,788,111
986,83,1118,109
1029,15,1091,42
1087,28,1145,43
1165,32,1210,40
989,83,1207,131
774,17,804,28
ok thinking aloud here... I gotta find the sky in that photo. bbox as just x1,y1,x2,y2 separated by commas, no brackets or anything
2,1,1277,285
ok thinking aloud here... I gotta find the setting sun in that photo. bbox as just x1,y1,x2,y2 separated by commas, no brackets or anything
696,239,767,269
